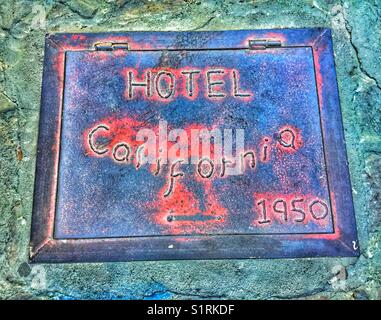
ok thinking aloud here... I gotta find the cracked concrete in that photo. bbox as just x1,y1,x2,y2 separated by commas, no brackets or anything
0,0,380,300
340,1,381,90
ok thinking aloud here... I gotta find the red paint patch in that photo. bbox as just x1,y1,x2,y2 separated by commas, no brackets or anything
71,34,87,41
148,181,227,235
276,125,303,153
84,116,224,166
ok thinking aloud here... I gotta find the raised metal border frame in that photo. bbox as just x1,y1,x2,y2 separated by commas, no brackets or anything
30,29,359,263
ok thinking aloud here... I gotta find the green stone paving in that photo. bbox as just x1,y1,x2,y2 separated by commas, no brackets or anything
0,0,380,299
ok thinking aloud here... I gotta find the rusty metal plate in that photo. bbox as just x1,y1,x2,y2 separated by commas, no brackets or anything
30,29,359,262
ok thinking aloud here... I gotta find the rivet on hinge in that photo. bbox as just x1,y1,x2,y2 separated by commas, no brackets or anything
94,42,129,51
248,39,282,50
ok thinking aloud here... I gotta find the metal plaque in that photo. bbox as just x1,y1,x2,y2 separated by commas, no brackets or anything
30,29,359,262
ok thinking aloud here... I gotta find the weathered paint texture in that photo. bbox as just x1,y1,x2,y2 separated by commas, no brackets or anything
30,29,358,262
0,0,380,299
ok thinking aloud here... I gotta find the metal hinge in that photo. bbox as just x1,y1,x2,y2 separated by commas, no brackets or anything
248,39,282,50
94,42,129,51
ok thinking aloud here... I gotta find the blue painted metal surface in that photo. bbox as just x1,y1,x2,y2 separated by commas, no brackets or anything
30,29,359,262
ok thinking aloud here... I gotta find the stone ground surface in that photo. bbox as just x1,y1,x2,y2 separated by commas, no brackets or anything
0,0,380,300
